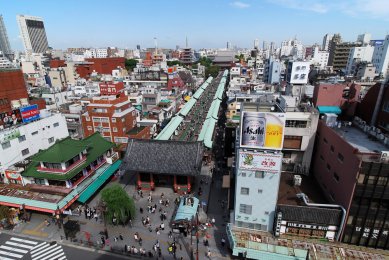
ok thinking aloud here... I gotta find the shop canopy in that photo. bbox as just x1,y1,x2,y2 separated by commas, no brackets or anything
317,106,342,115
174,197,199,222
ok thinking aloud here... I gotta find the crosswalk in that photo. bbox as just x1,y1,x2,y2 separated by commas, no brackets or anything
0,237,66,260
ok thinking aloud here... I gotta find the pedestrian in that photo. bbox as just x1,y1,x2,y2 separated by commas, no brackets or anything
207,250,211,258
101,236,105,245
129,219,132,228
139,207,143,214
119,234,123,240
124,244,127,253
134,232,139,241
168,230,173,238
211,217,216,226
94,212,98,222
133,247,138,254
158,247,162,257
221,237,226,247
139,237,142,246
114,237,118,242
160,223,165,230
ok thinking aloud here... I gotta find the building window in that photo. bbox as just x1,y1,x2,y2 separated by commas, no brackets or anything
283,135,302,149
87,126,92,131
240,187,249,195
338,153,344,162
48,137,54,143
18,135,26,142
31,131,38,136
133,120,136,126
111,118,116,123
2,141,11,150
239,204,252,215
113,127,118,132
255,171,264,178
324,138,328,144
330,145,334,153
241,172,246,177
53,122,59,127
334,172,340,182
86,116,90,121
22,148,29,156
326,164,331,171
258,189,263,193
283,152,292,158
35,178,46,185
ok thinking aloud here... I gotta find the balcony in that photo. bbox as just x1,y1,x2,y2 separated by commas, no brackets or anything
106,152,119,164
37,156,87,174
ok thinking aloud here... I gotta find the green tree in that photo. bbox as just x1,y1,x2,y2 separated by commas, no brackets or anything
205,65,220,78
235,54,244,61
125,59,138,71
167,60,182,66
101,184,135,225
197,57,212,67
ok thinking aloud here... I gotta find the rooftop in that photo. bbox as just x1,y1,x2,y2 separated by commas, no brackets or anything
277,172,328,206
332,124,387,153
127,126,147,135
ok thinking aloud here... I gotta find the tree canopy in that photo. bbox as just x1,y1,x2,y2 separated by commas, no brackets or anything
125,59,138,71
167,60,182,66
205,65,220,78
197,57,212,67
101,184,136,225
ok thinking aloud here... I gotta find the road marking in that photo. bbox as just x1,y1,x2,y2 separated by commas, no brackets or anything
58,256,67,260
0,245,28,254
0,250,23,258
31,242,49,253
10,237,38,245
0,256,14,260
5,241,34,249
39,250,64,260
31,245,61,260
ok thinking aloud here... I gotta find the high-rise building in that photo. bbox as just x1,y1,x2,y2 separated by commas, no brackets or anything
372,35,389,78
227,41,231,50
0,15,12,60
328,34,362,71
263,41,269,51
16,15,49,54
254,39,259,49
322,33,333,51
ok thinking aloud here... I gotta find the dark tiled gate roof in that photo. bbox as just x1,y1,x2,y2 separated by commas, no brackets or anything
122,139,204,176
277,205,342,226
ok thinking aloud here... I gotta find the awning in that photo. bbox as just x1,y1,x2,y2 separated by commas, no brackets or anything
317,106,342,115
174,197,199,222
77,160,122,203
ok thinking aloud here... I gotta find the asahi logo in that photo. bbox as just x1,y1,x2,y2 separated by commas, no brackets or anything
243,126,264,136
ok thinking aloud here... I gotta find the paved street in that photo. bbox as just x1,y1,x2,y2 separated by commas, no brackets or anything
0,233,128,260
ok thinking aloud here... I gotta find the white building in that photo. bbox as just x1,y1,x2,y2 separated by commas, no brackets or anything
322,34,333,51
372,35,389,78
345,45,374,75
280,39,305,59
16,15,49,54
0,112,69,179
311,46,329,70
286,61,310,84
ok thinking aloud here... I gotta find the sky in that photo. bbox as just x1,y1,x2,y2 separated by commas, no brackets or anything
2,0,389,51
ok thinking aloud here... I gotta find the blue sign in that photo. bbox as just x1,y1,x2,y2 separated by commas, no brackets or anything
370,40,384,47
20,104,40,123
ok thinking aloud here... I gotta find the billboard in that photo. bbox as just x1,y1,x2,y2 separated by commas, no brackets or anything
0,128,21,143
239,151,282,173
240,111,285,150
20,104,40,123
99,82,124,95
0,109,23,128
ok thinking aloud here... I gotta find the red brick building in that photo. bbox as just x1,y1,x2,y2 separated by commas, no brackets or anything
50,60,66,68
0,69,29,113
75,58,125,79
81,95,150,149
356,82,389,133
313,82,361,118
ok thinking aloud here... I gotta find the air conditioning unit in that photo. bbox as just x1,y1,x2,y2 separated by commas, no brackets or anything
381,152,389,162
380,134,385,140
294,175,302,186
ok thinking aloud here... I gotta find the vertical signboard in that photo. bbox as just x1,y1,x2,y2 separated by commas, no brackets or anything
240,112,285,150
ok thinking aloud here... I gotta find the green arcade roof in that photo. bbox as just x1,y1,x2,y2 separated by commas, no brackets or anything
192,87,205,99
78,160,122,203
155,116,184,140
32,138,89,163
317,106,342,114
23,133,115,180
174,197,199,222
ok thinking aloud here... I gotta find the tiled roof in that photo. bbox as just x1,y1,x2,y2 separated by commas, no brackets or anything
277,205,342,225
123,139,203,176
23,133,115,180
32,138,89,163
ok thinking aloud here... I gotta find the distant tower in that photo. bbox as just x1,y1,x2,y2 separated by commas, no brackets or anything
136,44,141,50
186,36,188,48
227,41,231,50
154,37,158,54
254,39,259,49
263,41,269,51
16,14,49,54
270,42,276,52
0,15,13,60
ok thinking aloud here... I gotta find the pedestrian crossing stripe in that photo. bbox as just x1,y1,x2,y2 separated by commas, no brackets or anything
0,237,67,260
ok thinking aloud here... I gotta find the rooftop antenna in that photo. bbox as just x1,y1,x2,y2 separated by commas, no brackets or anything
154,37,157,55
186,36,188,48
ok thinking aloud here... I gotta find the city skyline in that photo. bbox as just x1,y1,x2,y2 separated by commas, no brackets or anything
2,0,389,50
